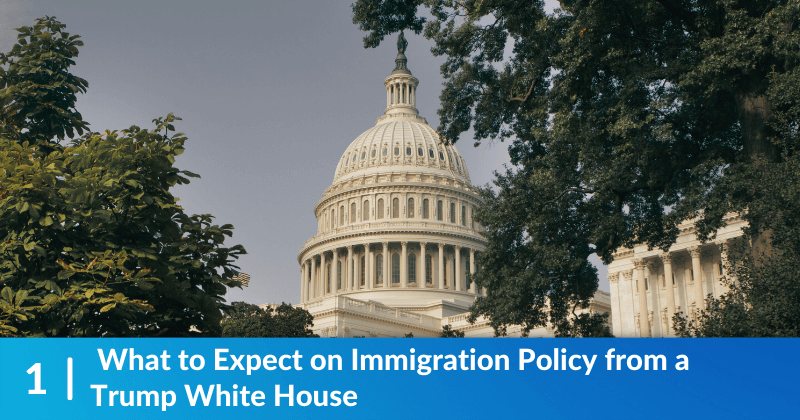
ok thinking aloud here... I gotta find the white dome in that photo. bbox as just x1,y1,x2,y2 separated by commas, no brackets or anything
333,119,471,185
298,42,487,328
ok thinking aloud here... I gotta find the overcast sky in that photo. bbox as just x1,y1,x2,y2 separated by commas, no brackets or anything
1,0,608,305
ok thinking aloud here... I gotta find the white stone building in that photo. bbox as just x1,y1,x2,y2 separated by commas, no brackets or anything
293,39,610,337
606,214,745,337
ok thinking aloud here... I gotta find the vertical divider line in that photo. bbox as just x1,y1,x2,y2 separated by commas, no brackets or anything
67,357,73,400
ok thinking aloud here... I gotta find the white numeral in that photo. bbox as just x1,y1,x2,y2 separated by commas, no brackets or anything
27,363,46,395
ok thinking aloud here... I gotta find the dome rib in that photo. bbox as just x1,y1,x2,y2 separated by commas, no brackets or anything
333,120,471,186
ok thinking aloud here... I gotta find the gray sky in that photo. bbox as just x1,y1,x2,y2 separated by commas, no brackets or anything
2,0,608,305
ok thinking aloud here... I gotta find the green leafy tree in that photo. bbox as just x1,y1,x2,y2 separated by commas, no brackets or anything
674,159,800,337
0,16,89,146
0,17,245,337
439,324,465,337
353,0,799,336
221,302,318,337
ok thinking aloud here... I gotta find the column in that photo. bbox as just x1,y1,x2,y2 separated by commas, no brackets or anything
386,86,390,108
364,244,372,290
438,243,445,290
454,246,462,291
354,250,361,289
716,239,732,295
332,249,339,293
660,253,676,336
300,263,306,303
647,261,662,337
419,242,427,288
622,270,634,336
689,246,704,319
469,248,476,293
633,258,650,337
400,242,408,288
320,252,327,296
382,242,390,289
607,272,621,337
347,246,354,291
310,256,317,300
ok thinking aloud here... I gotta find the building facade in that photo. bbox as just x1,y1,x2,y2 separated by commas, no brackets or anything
606,214,745,337
293,37,609,337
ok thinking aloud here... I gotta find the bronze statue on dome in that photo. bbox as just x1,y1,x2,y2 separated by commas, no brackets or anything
397,31,408,55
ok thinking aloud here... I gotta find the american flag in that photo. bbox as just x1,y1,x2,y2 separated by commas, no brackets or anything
231,270,251,287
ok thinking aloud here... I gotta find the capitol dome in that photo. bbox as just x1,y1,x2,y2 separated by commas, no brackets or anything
297,34,487,337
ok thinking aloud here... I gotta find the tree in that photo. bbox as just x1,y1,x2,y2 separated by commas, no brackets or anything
0,17,245,337
353,1,799,336
674,159,800,337
439,324,464,337
221,302,318,338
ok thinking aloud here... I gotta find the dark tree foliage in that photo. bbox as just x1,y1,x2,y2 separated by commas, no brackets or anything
353,1,799,336
221,302,318,338
439,324,465,337
675,160,800,337
0,18,245,337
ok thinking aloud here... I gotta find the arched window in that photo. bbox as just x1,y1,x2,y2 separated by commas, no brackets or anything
394,146,400,156
392,253,400,284
350,202,356,223
429,149,434,158
331,209,335,228
461,205,466,226
392,198,399,218
361,256,365,286
340,205,345,225
450,202,456,223
337,261,342,290
408,198,414,218
418,147,423,156
382,147,388,157
423,199,430,219
437,200,443,221
406,147,412,156
426,254,432,284
408,254,417,283
376,255,383,284
377,199,384,219
363,200,370,221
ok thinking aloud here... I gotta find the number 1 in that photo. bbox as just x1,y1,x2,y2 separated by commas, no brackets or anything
27,363,46,395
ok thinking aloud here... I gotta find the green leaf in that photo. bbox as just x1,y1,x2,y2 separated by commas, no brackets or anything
99,303,115,313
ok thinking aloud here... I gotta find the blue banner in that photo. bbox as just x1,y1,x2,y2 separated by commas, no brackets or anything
1,338,796,419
